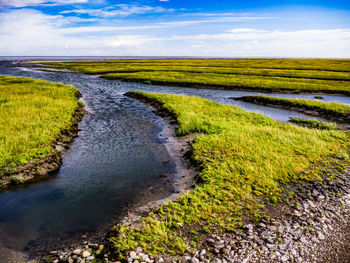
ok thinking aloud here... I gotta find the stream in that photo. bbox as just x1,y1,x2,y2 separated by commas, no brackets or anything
0,59,349,262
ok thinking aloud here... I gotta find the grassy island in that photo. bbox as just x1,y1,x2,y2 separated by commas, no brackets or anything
234,95,350,123
0,75,83,187
28,59,350,96
110,91,349,258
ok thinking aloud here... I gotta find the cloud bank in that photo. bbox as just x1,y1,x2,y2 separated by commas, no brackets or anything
0,9,349,57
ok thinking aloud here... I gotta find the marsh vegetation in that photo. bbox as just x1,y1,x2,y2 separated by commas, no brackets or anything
0,75,82,185
29,59,350,95
235,95,350,123
110,91,349,258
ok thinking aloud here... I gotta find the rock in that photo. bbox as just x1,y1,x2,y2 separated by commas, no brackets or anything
281,255,288,262
191,257,200,263
243,224,254,231
266,243,274,249
73,249,82,255
311,236,319,243
82,250,91,258
130,251,137,258
207,238,215,245
317,232,325,240
86,256,94,261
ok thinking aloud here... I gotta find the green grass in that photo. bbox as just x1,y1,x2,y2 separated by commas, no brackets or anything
110,91,349,258
236,95,350,120
289,118,339,130
0,75,81,175
28,59,350,96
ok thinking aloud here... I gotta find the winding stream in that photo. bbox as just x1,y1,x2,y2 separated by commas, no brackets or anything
0,59,349,262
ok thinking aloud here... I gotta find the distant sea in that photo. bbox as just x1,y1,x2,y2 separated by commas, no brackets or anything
0,56,219,62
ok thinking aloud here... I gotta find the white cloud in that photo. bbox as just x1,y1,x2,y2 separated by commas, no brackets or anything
0,0,87,7
60,4,175,17
0,9,349,57
227,28,268,33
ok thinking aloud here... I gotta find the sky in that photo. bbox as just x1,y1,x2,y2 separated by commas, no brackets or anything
0,0,349,57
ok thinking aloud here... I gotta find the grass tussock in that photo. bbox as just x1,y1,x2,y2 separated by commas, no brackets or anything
29,59,350,95
110,91,350,258
0,75,81,175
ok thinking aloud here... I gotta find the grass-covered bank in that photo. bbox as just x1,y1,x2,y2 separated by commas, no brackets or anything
0,75,84,188
109,91,349,259
289,118,339,131
26,59,350,96
234,95,350,123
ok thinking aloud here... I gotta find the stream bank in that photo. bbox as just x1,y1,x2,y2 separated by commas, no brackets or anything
111,93,350,263
0,102,85,191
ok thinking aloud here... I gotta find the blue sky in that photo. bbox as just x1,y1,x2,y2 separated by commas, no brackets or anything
0,0,349,57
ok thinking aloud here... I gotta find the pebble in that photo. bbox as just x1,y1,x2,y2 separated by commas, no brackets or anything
82,250,91,258
73,249,82,255
130,251,137,258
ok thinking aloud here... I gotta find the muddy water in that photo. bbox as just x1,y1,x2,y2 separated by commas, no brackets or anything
0,60,349,261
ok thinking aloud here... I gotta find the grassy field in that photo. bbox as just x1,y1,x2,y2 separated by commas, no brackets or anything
28,59,350,95
0,75,82,178
235,95,350,121
110,91,350,258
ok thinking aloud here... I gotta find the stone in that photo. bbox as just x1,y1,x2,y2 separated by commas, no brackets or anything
311,237,319,243
86,256,94,261
266,243,274,249
243,224,254,231
73,249,82,255
281,255,288,262
317,232,325,240
191,257,200,263
207,238,215,245
82,251,91,258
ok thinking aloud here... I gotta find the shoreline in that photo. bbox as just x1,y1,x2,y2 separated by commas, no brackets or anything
0,96,86,191
232,96,350,126
120,92,199,225
102,76,350,97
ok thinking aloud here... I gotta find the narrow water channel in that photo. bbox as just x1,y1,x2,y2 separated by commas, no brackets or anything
0,59,349,261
